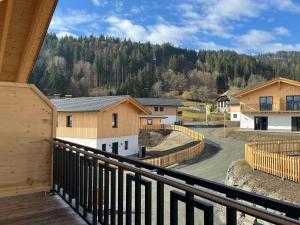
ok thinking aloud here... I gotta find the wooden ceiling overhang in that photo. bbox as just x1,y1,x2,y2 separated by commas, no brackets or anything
0,0,58,82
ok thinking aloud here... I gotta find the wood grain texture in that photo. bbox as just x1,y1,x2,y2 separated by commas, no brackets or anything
0,0,57,82
0,82,56,197
0,192,86,225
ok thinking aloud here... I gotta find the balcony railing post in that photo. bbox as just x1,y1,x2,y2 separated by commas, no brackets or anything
157,171,164,225
92,158,98,225
118,160,124,225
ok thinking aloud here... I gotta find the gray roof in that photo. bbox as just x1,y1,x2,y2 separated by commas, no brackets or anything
135,98,183,107
215,90,240,105
51,95,130,112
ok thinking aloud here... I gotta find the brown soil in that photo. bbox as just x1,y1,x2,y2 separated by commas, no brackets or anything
227,160,300,205
138,130,171,147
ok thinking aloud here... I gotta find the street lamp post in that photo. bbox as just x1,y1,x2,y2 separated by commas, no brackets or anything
224,102,228,139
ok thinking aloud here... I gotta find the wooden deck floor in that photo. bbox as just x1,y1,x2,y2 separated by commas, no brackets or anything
0,192,87,225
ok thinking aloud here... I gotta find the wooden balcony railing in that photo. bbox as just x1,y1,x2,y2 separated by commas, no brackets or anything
241,103,300,113
245,140,300,182
51,139,300,225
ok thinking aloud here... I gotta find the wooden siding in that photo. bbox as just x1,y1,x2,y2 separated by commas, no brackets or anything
0,0,57,82
0,82,56,198
139,117,161,128
56,112,98,139
146,105,177,116
239,81,300,111
230,105,240,112
98,102,140,139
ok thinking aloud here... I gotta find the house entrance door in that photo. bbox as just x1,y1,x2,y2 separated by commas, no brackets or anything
291,117,300,131
254,117,268,130
112,142,118,154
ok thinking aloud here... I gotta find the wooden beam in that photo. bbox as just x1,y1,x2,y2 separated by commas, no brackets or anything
16,0,57,82
0,0,14,74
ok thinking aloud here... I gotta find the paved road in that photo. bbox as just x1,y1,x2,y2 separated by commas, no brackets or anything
175,126,245,183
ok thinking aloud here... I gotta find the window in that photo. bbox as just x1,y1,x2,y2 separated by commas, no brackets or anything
147,119,153,125
125,141,128,150
66,115,72,127
154,106,158,111
259,96,273,111
286,95,300,110
233,114,237,119
160,106,164,111
112,113,118,128
102,144,106,151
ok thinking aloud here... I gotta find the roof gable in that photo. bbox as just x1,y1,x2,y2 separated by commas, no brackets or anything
233,77,300,98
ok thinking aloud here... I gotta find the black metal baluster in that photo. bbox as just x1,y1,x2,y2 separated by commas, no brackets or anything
226,194,237,225
157,171,164,225
111,168,116,225
126,175,132,225
88,158,93,213
68,150,73,202
145,182,152,225
93,158,98,225
75,152,80,211
118,165,124,225
104,163,110,225
170,192,178,225
135,172,142,225
62,148,67,199
186,182,195,225
80,156,84,206
83,155,88,218
98,165,104,223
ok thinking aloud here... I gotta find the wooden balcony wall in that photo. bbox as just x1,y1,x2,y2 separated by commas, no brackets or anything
0,82,56,198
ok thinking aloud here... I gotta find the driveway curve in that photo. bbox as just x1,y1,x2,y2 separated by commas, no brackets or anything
175,125,245,183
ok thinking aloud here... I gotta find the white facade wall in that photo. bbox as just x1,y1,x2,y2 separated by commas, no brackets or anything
57,135,139,156
230,111,241,121
161,115,178,124
240,113,300,131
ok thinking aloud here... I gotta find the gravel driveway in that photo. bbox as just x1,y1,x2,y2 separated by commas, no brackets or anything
175,125,246,183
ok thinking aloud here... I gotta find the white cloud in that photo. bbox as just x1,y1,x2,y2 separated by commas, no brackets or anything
235,27,299,53
268,0,300,12
91,0,101,6
105,16,197,45
49,10,100,36
274,27,290,36
197,41,229,50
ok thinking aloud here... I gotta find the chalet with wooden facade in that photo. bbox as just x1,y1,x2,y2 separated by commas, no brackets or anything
234,77,300,131
215,90,241,121
136,98,183,126
52,96,150,156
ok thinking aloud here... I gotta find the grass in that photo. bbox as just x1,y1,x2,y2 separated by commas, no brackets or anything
180,100,209,107
179,107,228,122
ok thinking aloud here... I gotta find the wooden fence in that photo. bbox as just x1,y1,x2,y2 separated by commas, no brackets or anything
143,125,205,167
245,140,300,183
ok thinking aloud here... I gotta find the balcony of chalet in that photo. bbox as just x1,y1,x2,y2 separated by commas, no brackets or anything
241,102,300,113
0,0,300,225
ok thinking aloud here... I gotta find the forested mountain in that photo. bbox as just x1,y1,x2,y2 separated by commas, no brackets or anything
30,34,300,101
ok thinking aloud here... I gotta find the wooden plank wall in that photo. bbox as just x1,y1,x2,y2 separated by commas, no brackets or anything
0,82,55,197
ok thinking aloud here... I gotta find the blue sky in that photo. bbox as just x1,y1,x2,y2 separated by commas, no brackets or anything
49,0,300,54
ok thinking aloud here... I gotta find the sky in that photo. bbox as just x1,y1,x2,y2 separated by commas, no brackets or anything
49,0,300,54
